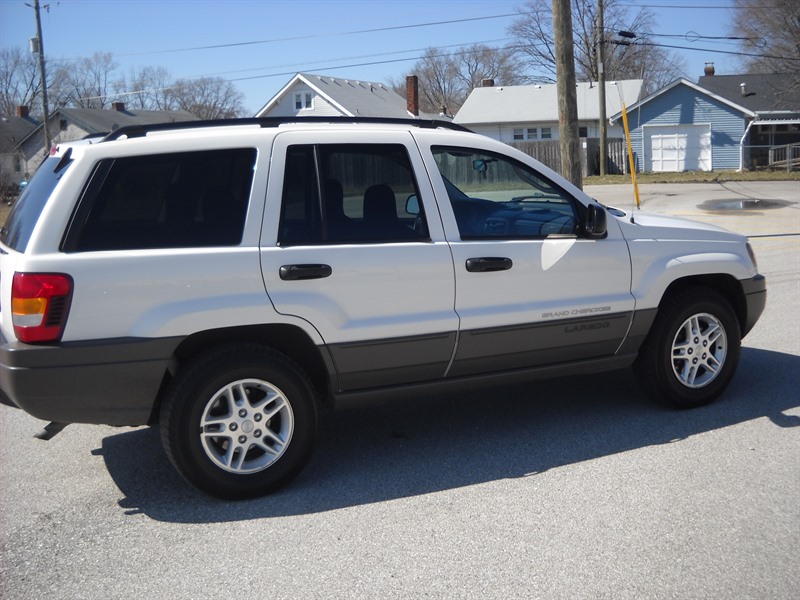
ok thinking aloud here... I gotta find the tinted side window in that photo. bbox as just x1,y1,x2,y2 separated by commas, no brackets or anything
1,154,71,252
432,146,578,239
278,144,428,245
279,146,322,245
64,148,256,251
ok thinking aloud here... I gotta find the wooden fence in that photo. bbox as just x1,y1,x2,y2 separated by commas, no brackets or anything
768,143,800,172
509,138,632,178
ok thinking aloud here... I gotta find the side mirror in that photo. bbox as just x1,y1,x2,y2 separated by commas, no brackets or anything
585,204,607,239
406,194,420,215
472,159,487,173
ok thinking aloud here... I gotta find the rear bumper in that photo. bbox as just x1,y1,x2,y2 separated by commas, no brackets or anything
0,335,181,426
741,274,767,337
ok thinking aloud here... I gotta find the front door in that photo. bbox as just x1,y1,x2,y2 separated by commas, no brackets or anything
416,138,635,377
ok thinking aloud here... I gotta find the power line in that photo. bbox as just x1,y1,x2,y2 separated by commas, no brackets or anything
78,39,523,103
26,4,798,107
630,3,785,8
110,13,520,58
198,38,514,80
611,39,800,62
100,35,797,105
225,41,799,86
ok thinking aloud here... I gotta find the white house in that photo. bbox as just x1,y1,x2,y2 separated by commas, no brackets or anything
255,72,442,119
454,79,644,143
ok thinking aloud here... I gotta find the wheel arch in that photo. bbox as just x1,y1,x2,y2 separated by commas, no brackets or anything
148,324,335,424
659,274,747,334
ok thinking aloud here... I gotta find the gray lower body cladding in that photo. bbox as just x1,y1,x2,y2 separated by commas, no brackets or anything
741,274,767,336
1,289,758,426
0,336,180,426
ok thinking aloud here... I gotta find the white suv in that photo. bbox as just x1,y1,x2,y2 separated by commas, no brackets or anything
0,118,766,498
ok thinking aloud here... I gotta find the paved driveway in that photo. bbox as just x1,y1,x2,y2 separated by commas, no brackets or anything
1,181,798,599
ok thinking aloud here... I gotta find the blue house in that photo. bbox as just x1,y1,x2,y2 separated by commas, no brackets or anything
609,73,800,172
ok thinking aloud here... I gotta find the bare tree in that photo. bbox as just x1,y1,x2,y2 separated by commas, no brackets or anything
58,52,120,108
454,44,527,93
0,47,41,117
401,48,462,114
509,0,685,95
170,76,245,119
730,0,800,93
119,66,176,110
1,48,248,119
393,44,525,114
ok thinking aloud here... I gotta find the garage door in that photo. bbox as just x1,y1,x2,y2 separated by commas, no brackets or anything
644,124,711,172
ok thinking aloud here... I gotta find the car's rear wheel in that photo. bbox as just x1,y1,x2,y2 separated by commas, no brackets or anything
160,344,318,499
635,286,741,409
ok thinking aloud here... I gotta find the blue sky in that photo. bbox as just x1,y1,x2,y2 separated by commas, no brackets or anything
0,0,742,115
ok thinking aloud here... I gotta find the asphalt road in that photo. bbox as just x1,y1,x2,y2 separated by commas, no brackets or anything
1,181,798,599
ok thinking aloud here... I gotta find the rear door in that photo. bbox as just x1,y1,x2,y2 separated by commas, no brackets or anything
259,129,458,391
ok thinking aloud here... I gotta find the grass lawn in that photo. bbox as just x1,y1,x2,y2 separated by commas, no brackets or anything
585,170,800,185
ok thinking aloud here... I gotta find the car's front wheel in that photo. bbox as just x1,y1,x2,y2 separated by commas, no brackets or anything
635,286,741,409
160,345,318,499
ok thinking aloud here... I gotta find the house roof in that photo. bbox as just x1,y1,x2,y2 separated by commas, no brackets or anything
52,107,200,134
608,78,757,124
453,80,644,126
0,115,39,153
15,106,200,149
697,73,798,113
255,72,441,119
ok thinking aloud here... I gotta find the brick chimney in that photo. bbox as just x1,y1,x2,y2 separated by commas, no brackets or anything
406,75,419,117
17,105,30,118
111,101,125,111
482,79,495,87
704,62,715,76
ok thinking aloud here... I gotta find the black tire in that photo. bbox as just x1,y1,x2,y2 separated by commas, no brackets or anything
634,286,741,409
160,344,318,499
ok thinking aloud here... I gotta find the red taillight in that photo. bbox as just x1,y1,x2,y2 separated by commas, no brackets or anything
11,273,73,343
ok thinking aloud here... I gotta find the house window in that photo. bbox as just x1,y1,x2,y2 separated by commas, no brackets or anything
294,92,313,110
541,127,552,139
14,157,22,172
59,120,67,131
513,128,524,140
578,126,588,137
526,128,538,139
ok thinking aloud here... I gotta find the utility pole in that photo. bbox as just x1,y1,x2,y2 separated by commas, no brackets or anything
552,0,582,188
31,0,51,151
597,0,608,176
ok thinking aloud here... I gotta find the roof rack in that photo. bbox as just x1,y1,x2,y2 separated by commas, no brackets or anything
101,116,472,142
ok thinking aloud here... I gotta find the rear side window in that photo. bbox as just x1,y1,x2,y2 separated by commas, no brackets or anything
63,148,256,252
1,154,72,252
279,143,428,245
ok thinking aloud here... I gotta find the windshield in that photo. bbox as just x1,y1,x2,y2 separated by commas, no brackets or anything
0,153,72,252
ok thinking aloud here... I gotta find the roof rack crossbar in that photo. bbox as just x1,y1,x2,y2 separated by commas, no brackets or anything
101,116,471,142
